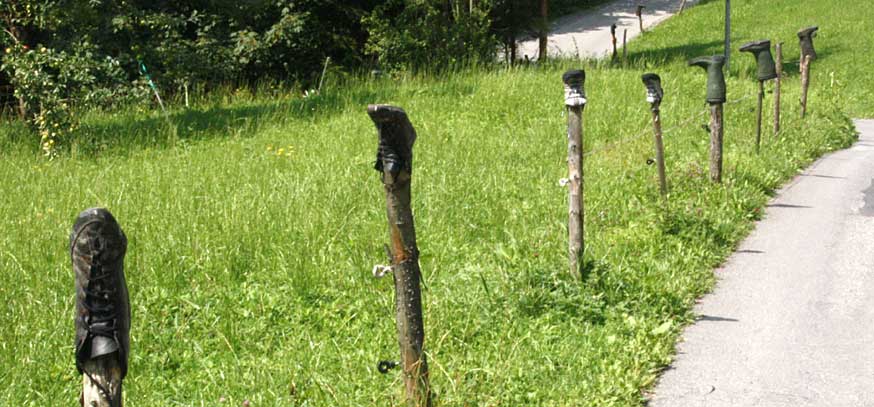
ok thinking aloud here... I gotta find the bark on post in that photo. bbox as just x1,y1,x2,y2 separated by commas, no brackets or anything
755,80,764,152
642,73,667,196
562,70,586,279
623,29,628,63
774,42,783,135
82,356,123,407
367,104,432,407
800,55,811,118
709,103,724,182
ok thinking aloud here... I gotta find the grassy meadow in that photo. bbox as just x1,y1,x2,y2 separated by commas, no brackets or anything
0,0,871,405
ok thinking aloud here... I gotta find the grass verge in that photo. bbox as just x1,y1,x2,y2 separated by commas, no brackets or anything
0,0,869,405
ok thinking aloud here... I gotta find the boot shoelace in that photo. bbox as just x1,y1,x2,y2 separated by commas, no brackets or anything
73,224,119,406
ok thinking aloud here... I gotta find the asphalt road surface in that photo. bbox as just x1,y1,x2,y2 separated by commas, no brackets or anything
648,120,874,406
518,0,697,60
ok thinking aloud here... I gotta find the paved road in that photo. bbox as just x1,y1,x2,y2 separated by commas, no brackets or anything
518,0,696,60
649,120,874,406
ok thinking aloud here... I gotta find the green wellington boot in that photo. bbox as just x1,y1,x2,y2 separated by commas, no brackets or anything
739,39,778,81
688,55,726,104
797,26,819,61
562,69,587,106
71,208,130,404
641,73,663,104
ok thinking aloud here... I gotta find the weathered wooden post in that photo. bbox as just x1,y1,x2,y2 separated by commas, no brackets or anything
611,24,618,62
800,55,812,118
367,104,432,407
798,26,818,119
642,73,667,195
774,42,783,135
679,0,688,14
71,208,130,407
623,29,628,62
636,5,645,33
689,56,727,183
562,70,586,279
739,39,778,152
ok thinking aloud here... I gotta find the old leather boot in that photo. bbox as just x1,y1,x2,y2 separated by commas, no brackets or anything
71,208,129,405
797,26,819,61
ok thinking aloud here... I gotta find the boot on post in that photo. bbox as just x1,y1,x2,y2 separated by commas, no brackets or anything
797,26,819,62
71,208,130,406
739,39,778,81
688,55,727,104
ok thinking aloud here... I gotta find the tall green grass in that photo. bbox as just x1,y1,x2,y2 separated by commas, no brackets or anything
0,0,868,405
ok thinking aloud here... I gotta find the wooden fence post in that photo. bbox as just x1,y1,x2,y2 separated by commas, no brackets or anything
642,73,667,195
636,5,645,33
623,29,628,63
679,0,688,14
800,55,811,118
709,103,724,182
774,42,783,135
739,39,778,152
562,70,586,279
367,104,432,407
611,24,618,62
71,208,129,407
689,56,726,183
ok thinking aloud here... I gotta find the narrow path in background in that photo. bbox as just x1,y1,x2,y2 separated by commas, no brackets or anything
518,0,697,60
648,120,874,406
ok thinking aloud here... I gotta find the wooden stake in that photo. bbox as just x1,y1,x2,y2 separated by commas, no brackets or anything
636,5,645,33
562,70,586,278
679,0,688,14
367,104,432,407
651,105,668,195
623,29,628,63
800,55,811,118
611,25,618,62
82,355,123,407
774,42,782,135
755,80,764,152
184,82,190,108
709,103,724,183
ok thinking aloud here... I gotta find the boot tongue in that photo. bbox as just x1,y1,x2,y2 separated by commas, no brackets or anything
89,326,119,358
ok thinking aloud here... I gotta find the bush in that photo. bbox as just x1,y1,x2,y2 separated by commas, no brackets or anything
364,0,497,71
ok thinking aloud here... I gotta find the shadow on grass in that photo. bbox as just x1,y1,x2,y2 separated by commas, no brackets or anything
68,85,398,156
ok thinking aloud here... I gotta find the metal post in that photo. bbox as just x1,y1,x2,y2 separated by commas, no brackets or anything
724,0,731,71
562,70,586,279
774,42,783,135
756,80,764,152
367,105,432,407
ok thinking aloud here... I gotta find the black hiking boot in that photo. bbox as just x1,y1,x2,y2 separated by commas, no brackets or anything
71,208,129,404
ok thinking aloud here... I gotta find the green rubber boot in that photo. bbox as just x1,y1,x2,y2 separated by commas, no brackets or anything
688,55,726,104
739,39,778,81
